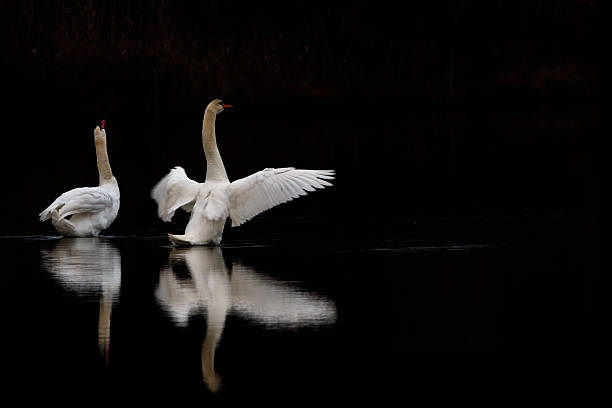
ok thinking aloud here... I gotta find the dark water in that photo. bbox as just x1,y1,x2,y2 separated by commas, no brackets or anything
0,216,599,403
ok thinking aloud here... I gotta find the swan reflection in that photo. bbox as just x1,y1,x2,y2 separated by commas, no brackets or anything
40,238,121,365
156,246,336,393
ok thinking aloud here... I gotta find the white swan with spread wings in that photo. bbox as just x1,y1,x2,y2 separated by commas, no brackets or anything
152,99,334,246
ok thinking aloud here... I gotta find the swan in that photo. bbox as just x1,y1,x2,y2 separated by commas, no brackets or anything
151,99,334,246
39,121,120,237
156,246,336,392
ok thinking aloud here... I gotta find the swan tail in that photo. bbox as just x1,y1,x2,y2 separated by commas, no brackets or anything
39,201,63,222
39,208,53,222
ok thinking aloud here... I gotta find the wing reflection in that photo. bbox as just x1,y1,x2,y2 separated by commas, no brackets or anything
156,246,336,393
40,238,121,365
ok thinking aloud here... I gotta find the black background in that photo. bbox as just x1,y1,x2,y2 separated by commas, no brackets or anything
0,1,601,403
0,0,600,235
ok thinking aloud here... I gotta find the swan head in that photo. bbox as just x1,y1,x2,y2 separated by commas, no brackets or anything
206,99,233,115
94,120,106,141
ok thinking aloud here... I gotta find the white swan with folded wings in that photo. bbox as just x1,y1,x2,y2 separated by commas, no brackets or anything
152,99,334,246
39,121,120,237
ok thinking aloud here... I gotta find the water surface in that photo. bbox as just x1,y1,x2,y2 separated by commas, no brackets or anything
1,218,598,402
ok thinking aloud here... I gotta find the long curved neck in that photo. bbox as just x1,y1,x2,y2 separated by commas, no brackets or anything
95,136,113,184
202,110,229,182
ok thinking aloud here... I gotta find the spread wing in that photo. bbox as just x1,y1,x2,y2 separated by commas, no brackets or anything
227,168,334,227
151,166,201,222
39,187,113,221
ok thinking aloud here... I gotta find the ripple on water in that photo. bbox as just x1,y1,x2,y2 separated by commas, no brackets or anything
0,235,63,242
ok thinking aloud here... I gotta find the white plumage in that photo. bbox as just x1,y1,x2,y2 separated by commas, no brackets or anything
39,125,120,237
228,167,335,227
151,166,199,222
40,187,113,221
152,99,334,246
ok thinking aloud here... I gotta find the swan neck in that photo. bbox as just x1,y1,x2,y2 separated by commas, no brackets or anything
95,136,113,183
202,110,229,182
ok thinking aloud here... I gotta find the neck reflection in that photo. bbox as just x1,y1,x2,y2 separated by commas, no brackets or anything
156,246,336,393
40,238,121,366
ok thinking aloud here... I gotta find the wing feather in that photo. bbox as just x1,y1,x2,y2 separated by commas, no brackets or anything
151,167,201,222
39,187,113,221
227,168,334,227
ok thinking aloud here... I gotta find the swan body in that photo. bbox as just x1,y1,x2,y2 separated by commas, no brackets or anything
152,99,334,246
39,125,120,237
